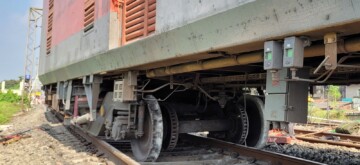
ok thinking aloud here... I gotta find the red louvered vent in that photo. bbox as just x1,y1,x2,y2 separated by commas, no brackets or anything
122,0,156,44
46,0,54,55
84,0,95,31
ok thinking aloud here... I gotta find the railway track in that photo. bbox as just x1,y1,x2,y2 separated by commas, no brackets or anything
295,129,360,149
69,126,139,165
303,122,340,127
73,128,324,164
179,134,322,165
48,108,139,165
50,109,321,164
74,131,322,165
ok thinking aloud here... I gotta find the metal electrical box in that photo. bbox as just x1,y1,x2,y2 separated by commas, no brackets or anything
283,37,304,68
264,68,309,123
113,71,138,102
264,41,283,70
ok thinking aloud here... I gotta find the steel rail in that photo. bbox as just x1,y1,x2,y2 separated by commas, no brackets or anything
295,129,360,149
70,125,140,165
182,134,323,165
304,122,339,127
295,136,360,149
49,109,139,165
295,129,360,142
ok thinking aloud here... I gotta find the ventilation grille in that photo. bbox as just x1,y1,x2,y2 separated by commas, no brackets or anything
122,0,156,44
84,0,95,31
46,0,54,55
113,80,124,102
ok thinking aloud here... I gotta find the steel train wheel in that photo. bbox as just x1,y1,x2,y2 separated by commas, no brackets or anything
131,95,163,162
238,95,268,148
224,102,249,144
160,103,179,151
208,95,268,148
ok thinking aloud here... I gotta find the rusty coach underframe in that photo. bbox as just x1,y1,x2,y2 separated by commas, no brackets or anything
39,0,360,162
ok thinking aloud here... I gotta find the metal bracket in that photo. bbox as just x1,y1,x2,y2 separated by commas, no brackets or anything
170,75,174,89
128,103,138,130
324,32,337,70
83,75,103,121
65,80,72,111
194,73,200,88
136,101,145,138
284,106,294,111
56,82,64,101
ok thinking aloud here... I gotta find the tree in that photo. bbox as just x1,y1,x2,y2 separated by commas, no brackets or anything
328,85,341,103
5,79,19,89
3,77,22,90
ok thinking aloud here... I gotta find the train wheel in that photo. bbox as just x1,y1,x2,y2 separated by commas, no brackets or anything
238,95,268,148
160,103,179,151
131,95,163,162
208,95,268,148
224,101,249,144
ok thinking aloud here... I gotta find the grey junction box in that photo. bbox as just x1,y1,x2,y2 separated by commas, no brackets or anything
264,68,309,123
283,37,304,68
264,41,283,70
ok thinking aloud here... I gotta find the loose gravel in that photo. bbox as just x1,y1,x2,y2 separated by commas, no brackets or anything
266,122,360,164
0,105,111,165
264,141,360,165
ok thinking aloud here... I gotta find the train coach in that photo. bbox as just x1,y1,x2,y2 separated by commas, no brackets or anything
39,0,360,162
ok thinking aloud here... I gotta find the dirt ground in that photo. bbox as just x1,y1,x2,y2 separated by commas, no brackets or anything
0,105,109,165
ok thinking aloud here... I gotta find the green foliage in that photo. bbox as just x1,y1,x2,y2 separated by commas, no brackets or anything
0,102,22,124
0,90,21,103
4,79,21,90
0,91,29,105
0,91,29,124
8,83,20,90
308,107,348,122
336,122,359,134
328,85,341,102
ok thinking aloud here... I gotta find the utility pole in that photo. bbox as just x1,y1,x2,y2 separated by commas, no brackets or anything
22,8,42,110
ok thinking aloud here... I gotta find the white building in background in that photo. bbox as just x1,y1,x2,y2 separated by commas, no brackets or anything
345,84,360,98
1,80,24,96
312,85,360,99
346,84,360,110
311,84,360,110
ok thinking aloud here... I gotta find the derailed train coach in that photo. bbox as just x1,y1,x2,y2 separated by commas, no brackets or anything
39,0,360,162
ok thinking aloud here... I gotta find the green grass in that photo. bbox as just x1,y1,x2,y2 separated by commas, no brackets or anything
0,102,22,124
308,106,348,123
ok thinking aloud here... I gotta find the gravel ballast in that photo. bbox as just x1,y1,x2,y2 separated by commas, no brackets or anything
264,141,360,165
0,105,111,165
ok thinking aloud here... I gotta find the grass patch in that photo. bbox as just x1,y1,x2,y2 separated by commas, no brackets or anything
0,102,22,124
308,106,348,123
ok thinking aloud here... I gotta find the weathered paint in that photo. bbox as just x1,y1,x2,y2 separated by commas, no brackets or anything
39,14,119,76
39,0,360,85
155,0,254,33
43,0,119,47
52,0,84,46
39,0,121,78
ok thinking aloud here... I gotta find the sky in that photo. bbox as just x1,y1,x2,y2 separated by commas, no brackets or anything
0,0,43,82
